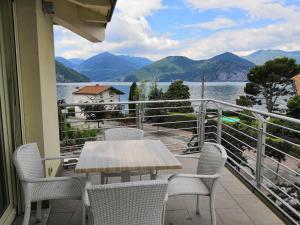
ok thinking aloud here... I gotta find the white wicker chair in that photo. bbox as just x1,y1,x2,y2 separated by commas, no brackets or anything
102,128,149,183
160,142,227,225
85,180,168,225
13,143,86,225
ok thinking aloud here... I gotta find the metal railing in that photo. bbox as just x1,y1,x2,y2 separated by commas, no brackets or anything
58,98,300,224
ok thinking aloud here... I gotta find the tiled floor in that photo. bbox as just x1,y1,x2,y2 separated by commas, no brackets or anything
14,157,285,225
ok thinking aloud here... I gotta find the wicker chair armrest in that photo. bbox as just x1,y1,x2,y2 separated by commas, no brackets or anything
84,180,92,208
164,193,168,203
23,176,75,183
173,154,200,159
168,173,219,181
41,156,77,161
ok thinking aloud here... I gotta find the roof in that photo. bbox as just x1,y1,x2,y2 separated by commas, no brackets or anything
291,74,300,96
50,0,117,42
73,85,125,95
291,74,300,81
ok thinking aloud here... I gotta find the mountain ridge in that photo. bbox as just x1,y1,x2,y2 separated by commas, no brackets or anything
55,60,90,83
244,50,300,65
76,52,152,81
56,50,300,82
125,52,255,82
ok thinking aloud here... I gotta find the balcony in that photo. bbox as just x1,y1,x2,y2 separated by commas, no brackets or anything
14,158,284,225
14,99,299,225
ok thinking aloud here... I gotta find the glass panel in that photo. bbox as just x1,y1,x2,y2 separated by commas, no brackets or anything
0,102,9,217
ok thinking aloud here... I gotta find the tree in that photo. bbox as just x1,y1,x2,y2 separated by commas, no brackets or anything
164,80,193,113
128,82,139,114
287,96,300,119
57,101,97,153
238,58,299,112
80,104,106,128
236,96,253,107
138,80,147,101
145,82,165,123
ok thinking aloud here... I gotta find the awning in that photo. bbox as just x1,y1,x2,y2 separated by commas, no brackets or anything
47,0,117,42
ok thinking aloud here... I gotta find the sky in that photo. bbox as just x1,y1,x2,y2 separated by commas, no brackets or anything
54,0,300,61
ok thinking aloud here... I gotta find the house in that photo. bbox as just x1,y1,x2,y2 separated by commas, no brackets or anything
291,74,300,95
73,84,125,103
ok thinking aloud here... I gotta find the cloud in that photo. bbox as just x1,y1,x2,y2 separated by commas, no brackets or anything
173,17,237,30
180,22,300,59
54,0,300,61
177,0,300,59
116,0,163,18
54,0,180,60
185,0,300,23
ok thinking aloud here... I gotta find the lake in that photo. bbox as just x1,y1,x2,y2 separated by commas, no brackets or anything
56,82,246,105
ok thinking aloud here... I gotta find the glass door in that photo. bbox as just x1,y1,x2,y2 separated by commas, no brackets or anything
0,0,21,223
0,103,9,217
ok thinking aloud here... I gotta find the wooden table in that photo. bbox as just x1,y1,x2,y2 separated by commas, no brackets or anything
75,140,182,182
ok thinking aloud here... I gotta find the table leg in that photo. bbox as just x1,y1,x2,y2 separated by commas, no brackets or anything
150,170,157,180
101,173,105,184
121,172,130,182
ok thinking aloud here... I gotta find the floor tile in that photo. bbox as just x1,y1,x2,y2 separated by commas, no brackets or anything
216,208,255,225
232,195,282,225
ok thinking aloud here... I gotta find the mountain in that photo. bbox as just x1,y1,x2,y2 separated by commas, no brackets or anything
244,50,300,65
69,58,85,66
55,60,90,83
126,52,255,82
55,57,77,69
76,52,153,81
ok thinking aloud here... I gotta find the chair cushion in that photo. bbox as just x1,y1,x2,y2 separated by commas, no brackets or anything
158,174,210,196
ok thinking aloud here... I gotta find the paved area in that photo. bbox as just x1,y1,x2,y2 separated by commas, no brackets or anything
14,157,284,225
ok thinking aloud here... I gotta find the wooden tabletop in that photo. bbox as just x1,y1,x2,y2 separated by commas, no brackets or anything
75,140,182,173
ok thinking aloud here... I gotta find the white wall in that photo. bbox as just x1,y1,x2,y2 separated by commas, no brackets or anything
15,0,60,176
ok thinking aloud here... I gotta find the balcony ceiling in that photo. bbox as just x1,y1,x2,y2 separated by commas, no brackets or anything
49,0,117,42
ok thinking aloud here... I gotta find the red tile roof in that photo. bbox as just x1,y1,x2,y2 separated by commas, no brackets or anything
291,74,300,96
73,85,124,95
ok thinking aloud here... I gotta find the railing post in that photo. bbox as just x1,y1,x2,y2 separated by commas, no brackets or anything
135,103,142,129
140,103,144,130
217,108,222,144
255,114,267,188
198,100,207,150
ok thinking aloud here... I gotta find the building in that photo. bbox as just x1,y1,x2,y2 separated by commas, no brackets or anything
73,85,125,103
0,0,116,224
291,74,300,95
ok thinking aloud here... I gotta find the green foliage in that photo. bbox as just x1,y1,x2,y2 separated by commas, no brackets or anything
128,82,139,113
236,96,253,107
157,113,197,132
221,113,289,166
287,96,300,119
267,118,300,158
57,106,97,150
241,58,299,112
145,82,166,123
80,104,122,127
164,80,194,113
55,60,89,82
67,107,75,117
265,137,286,163
267,182,300,222
138,80,147,101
